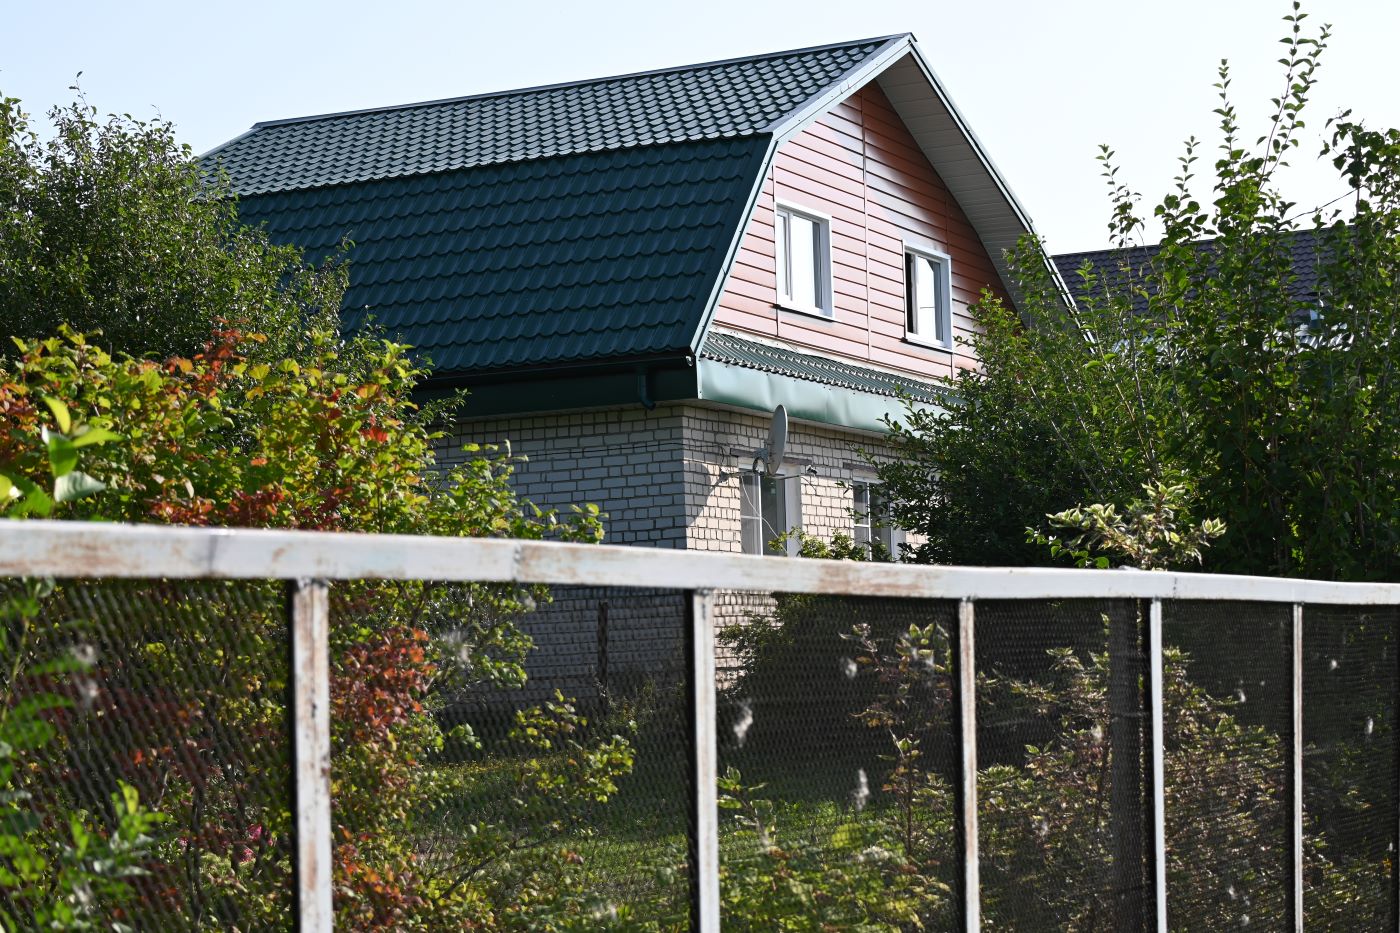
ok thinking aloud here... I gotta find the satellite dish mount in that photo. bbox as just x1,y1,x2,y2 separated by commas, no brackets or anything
753,405,788,476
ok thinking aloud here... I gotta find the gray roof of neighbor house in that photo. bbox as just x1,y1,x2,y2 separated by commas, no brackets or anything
209,35,1037,381
1052,228,1329,314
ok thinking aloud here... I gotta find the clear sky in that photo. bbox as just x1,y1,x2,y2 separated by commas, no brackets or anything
4,0,1396,254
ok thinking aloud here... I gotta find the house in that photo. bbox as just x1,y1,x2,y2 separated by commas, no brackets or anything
205,35,1038,560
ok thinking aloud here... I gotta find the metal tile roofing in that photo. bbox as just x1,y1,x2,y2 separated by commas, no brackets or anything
216,37,904,377
235,137,772,373
1052,228,1328,314
701,331,948,404
207,37,898,197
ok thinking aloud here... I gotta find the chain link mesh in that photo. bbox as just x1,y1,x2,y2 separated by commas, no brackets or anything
1162,600,1292,929
0,577,291,930
328,582,693,927
8,564,1398,930
713,591,960,929
1302,605,1399,929
974,598,1147,931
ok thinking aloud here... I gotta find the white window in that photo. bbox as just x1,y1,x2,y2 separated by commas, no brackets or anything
853,481,900,559
775,204,832,316
905,248,952,347
741,473,801,556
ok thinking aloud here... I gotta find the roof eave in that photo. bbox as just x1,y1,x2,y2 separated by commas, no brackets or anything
874,42,1071,313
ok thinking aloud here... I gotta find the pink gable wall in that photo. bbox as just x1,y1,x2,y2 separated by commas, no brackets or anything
713,80,1010,380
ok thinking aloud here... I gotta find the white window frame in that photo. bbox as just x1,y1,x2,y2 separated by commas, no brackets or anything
852,480,902,559
774,201,834,318
904,244,953,349
740,473,802,557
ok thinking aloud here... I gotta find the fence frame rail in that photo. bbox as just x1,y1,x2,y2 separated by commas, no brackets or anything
5,519,1400,931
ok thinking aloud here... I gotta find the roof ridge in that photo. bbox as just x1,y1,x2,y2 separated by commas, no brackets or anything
1052,227,1325,262
249,34,908,132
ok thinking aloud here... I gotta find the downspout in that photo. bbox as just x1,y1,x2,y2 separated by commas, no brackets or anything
636,367,655,411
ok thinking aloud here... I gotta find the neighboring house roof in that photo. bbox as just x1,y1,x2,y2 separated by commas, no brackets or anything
209,35,1038,385
1052,228,1328,314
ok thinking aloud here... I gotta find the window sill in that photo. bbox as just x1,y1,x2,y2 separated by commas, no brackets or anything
903,334,954,353
776,301,835,321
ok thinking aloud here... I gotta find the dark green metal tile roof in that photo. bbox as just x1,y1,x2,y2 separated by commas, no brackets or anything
236,138,771,374
208,37,898,197
701,331,948,404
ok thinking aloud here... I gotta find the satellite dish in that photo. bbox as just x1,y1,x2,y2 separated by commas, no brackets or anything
755,405,788,476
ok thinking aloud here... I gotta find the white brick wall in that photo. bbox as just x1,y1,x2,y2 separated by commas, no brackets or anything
441,401,915,707
680,405,899,553
441,405,689,548
443,401,906,554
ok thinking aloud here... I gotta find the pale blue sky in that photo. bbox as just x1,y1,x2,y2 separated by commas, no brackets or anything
4,0,1397,253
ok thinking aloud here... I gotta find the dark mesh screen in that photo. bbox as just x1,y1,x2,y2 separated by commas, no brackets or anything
974,598,1148,931
17,559,1400,931
328,582,692,928
0,578,291,930
714,591,961,930
1162,600,1291,929
1302,605,1399,930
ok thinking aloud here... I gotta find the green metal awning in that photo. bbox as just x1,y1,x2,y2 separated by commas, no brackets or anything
697,332,948,433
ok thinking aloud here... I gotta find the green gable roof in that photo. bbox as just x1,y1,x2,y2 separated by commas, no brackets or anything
208,37,899,197
212,37,904,377
236,138,770,374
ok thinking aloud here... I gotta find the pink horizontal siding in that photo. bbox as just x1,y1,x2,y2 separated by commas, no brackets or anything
712,81,1009,379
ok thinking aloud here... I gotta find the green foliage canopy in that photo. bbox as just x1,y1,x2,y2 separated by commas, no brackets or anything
878,7,1400,581
0,92,343,364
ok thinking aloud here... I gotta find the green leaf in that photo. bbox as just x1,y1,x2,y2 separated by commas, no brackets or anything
830,822,862,849
54,471,106,504
41,396,71,434
3,474,52,518
70,426,120,449
44,431,78,478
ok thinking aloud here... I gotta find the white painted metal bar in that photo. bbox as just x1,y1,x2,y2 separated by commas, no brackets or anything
1148,599,1168,933
8,520,1400,605
957,598,980,932
1291,603,1304,933
289,579,333,933
687,590,721,933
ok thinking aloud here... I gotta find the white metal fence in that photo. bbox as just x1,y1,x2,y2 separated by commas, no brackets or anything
4,520,1400,931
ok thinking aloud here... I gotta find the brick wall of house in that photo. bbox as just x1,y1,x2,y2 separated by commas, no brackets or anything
443,401,903,554
680,404,899,553
440,405,690,548
443,400,912,708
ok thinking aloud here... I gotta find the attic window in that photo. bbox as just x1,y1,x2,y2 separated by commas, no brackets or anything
775,203,832,317
905,247,952,348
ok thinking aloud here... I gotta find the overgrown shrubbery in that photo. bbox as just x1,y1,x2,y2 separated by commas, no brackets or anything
0,329,647,929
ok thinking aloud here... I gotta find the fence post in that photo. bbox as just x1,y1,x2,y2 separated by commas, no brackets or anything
1105,599,1148,928
288,578,333,933
1291,603,1304,933
954,598,979,931
1146,599,1167,932
685,589,720,932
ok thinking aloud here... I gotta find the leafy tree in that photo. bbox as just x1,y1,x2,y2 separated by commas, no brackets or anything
0,92,344,364
878,4,1400,582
